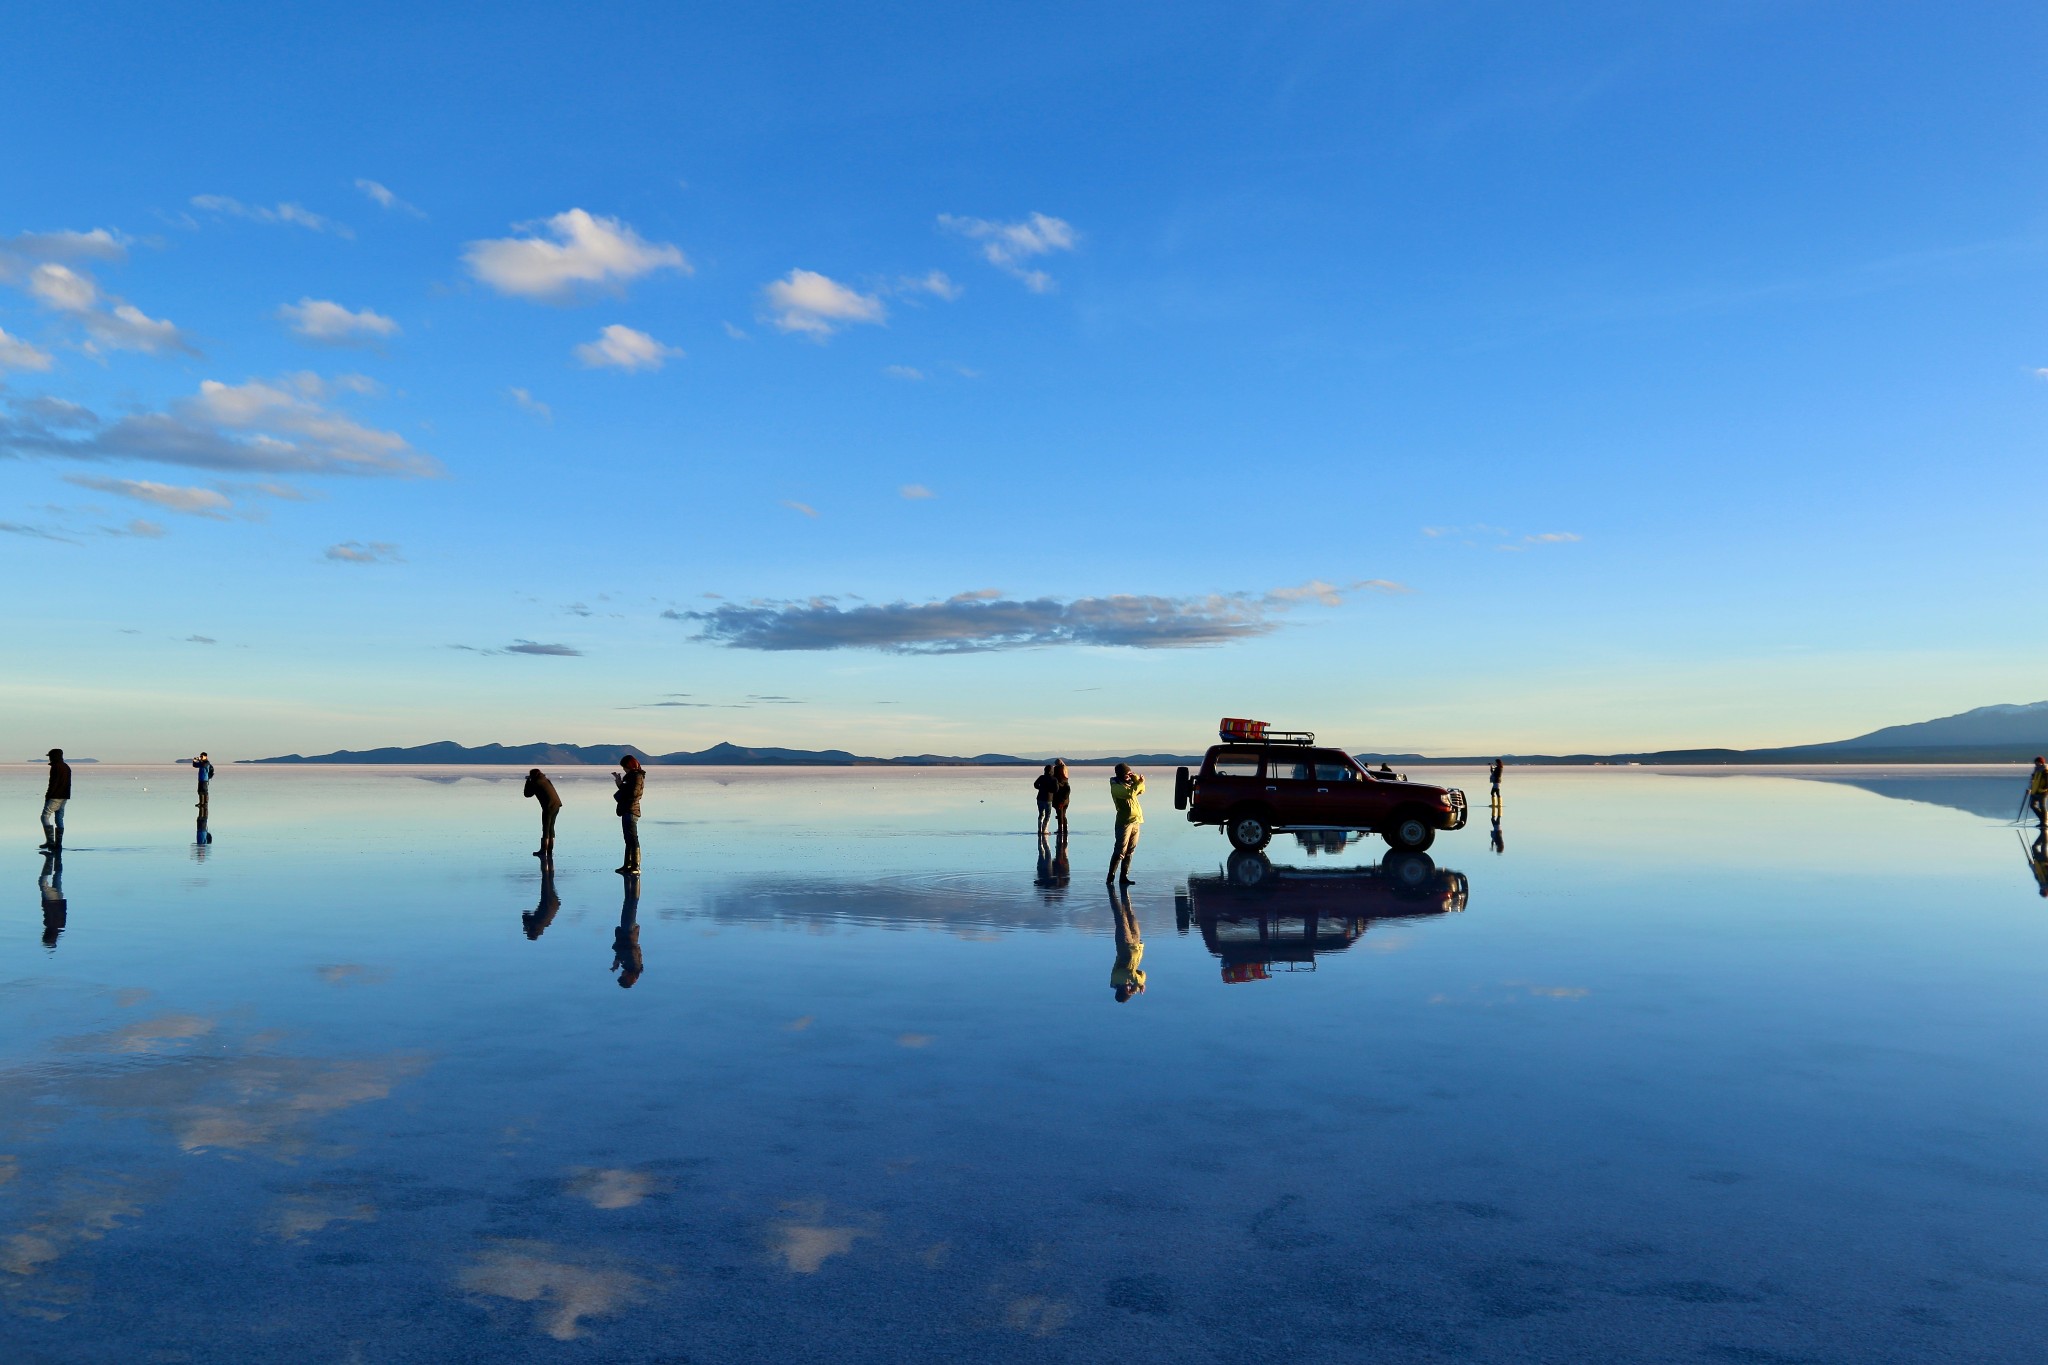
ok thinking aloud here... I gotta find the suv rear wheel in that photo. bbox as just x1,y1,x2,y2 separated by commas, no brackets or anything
1225,808,1273,852
1383,810,1436,852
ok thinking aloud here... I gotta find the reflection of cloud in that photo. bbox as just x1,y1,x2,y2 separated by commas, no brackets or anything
0,1175,146,1283
461,1241,645,1340
315,964,389,986
769,1218,869,1273
896,1033,934,1048
1005,1296,1074,1335
59,1012,214,1055
273,1195,376,1242
566,1168,656,1210
679,580,1402,653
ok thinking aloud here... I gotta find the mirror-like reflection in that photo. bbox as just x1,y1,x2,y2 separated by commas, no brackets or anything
1176,850,1468,982
611,872,642,987
1109,884,1144,1002
524,863,561,940
2023,829,2048,898
37,852,65,950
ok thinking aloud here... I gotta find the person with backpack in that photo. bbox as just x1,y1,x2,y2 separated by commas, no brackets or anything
190,752,215,808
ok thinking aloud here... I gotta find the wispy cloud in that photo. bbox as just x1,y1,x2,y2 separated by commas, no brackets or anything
676,579,1399,653
0,374,437,478
781,500,818,518
761,269,885,338
64,476,233,518
883,364,924,381
354,179,424,217
508,387,552,423
1424,524,1583,551
0,326,53,372
190,195,350,237
938,212,1077,292
278,298,400,345
106,518,166,539
464,210,689,302
899,483,934,500
896,270,962,301
7,252,192,355
0,520,77,543
574,324,681,371
325,540,403,564
452,640,584,657
186,634,216,644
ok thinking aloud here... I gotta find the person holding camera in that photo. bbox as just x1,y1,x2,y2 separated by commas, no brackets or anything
613,755,645,874
1107,763,1144,885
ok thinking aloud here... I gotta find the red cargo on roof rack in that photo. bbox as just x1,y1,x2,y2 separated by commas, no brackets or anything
1219,718,1267,741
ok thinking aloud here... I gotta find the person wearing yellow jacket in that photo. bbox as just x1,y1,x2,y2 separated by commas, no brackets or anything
1107,763,1144,885
2028,756,2047,826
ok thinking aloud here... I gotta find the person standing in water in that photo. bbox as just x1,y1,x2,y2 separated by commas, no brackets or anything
1032,764,1055,836
523,768,562,861
1051,759,1072,837
1489,758,1503,812
190,752,214,807
39,748,70,852
1107,763,1145,885
614,755,645,874
2027,756,2047,827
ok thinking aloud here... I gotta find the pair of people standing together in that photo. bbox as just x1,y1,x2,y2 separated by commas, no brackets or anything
1029,760,1144,883
522,755,644,873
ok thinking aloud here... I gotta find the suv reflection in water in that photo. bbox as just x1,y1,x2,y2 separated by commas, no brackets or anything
1175,849,1469,983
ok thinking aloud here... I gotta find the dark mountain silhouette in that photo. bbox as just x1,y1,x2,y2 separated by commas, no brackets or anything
243,702,2048,768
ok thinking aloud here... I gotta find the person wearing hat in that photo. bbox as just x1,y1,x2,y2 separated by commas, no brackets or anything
523,767,562,861
2027,756,2047,827
38,748,71,852
613,754,645,874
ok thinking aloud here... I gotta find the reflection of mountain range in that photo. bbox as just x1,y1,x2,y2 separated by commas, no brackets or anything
1769,773,2027,821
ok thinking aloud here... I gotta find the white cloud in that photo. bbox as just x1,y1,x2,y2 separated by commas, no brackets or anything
325,540,403,564
781,500,818,518
762,269,886,338
63,476,233,518
574,324,682,372
354,179,424,216
722,321,750,340
23,263,190,354
463,210,690,302
896,270,962,301
0,374,437,478
1524,531,1581,544
0,326,53,372
2,228,127,264
278,298,400,345
110,518,166,539
508,387,552,423
899,484,934,500
883,364,925,381
190,195,350,237
938,212,1077,292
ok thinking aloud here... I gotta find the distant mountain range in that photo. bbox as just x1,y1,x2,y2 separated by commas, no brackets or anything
243,701,2048,767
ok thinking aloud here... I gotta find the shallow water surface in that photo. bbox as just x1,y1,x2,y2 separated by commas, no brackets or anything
3,764,2045,1363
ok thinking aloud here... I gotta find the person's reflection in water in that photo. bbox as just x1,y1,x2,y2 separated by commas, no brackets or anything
1034,831,1071,895
524,863,562,940
611,872,643,987
39,853,66,950
192,808,213,863
1109,885,1145,1002
2023,829,2048,899
1490,811,1504,855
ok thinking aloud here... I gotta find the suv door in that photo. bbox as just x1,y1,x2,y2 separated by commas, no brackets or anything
1198,748,1264,820
1309,751,1375,828
1260,750,1317,825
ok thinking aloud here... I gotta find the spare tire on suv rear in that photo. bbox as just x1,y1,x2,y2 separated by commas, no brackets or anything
1173,766,1192,810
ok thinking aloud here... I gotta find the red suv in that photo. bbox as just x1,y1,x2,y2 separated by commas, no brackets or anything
1173,726,1467,852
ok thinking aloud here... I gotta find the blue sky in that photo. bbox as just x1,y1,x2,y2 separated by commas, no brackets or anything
4,1,2045,761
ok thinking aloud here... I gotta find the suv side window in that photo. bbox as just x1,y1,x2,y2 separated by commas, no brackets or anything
1313,755,1357,782
1265,755,1310,782
1211,751,1260,777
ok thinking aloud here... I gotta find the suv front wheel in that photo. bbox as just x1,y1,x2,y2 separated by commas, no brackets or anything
1225,808,1273,852
1383,810,1436,852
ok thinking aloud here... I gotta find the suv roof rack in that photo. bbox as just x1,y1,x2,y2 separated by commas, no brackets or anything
1249,730,1315,746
